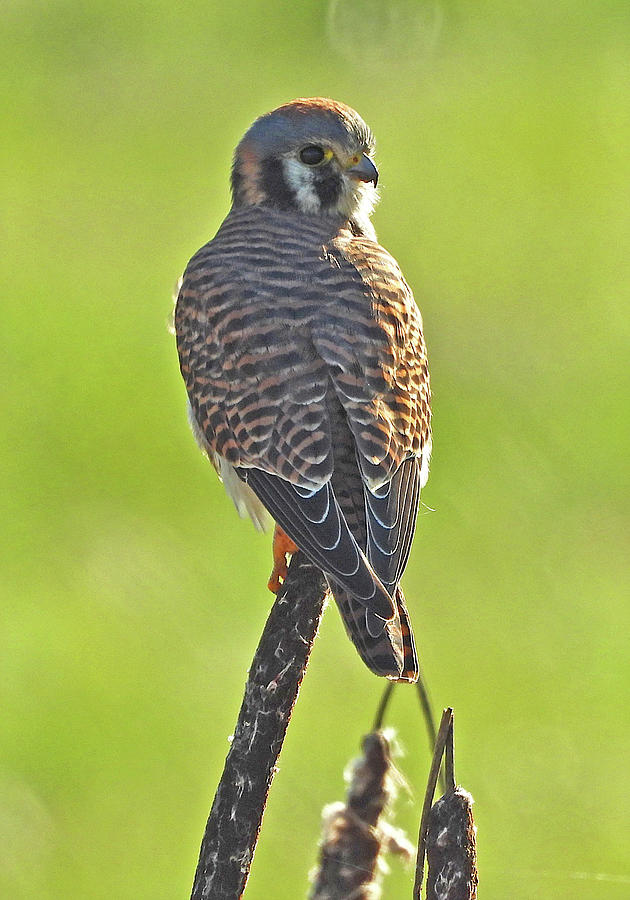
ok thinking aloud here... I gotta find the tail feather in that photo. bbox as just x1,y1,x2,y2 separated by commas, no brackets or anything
331,583,419,682
394,589,419,682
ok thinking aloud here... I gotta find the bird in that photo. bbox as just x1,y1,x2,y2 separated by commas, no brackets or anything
175,98,431,681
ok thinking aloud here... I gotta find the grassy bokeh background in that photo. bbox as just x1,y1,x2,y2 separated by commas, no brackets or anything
2,1,629,897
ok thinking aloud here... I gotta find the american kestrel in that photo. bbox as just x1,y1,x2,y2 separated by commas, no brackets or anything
175,98,431,681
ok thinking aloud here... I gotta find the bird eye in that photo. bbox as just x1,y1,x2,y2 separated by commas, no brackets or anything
299,145,326,166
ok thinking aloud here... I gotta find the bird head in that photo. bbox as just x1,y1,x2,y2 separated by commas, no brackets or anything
231,98,379,230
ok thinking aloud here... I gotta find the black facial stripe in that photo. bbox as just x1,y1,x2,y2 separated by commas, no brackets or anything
260,156,295,210
314,169,343,209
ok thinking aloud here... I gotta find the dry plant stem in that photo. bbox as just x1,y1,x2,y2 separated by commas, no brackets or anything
190,551,328,900
416,673,446,795
412,707,454,900
444,713,456,793
373,668,442,795
373,681,395,731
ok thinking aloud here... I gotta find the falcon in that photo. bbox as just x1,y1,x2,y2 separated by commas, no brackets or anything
175,98,431,681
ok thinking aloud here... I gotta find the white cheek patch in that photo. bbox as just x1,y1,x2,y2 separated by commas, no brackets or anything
282,158,321,213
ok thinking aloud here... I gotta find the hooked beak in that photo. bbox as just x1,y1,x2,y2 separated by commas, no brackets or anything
347,154,379,187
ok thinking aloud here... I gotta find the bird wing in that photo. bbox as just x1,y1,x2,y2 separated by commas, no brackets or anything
311,232,431,597
175,207,430,613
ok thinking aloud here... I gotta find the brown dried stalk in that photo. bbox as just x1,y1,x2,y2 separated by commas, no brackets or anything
413,709,478,900
190,551,328,900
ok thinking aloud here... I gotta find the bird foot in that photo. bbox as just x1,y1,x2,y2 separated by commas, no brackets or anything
268,525,299,593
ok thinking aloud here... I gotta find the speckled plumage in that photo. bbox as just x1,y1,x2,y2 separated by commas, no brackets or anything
175,99,431,680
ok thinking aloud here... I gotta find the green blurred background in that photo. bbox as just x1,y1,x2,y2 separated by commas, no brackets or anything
2,1,629,897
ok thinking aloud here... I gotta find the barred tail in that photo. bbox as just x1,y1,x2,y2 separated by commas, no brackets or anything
331,584,419,682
